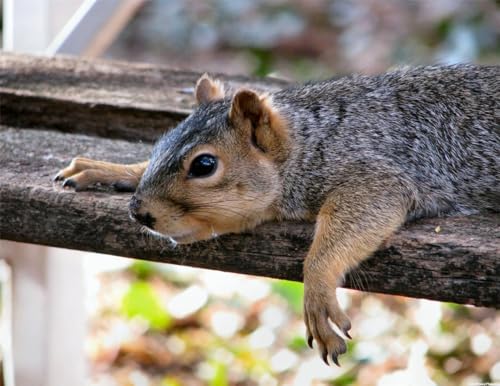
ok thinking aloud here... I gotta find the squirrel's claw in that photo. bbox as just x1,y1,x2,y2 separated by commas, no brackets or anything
307,334,314,349
304,287,350,366
62,178,76,189
321,349,329,366
319,342,344,366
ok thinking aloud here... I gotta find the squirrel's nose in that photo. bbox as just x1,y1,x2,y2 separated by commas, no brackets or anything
129,195,142,213
129,195,156,229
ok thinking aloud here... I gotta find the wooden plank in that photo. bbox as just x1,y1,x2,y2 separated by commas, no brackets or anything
0,53,288,142
1,126,498,307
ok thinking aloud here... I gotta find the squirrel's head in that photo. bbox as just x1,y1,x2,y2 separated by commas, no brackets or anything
129,75,289,244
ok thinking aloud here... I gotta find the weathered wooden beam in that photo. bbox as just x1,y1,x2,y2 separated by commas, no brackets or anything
0,53,498,307
0,53,287,142
1,127,498,307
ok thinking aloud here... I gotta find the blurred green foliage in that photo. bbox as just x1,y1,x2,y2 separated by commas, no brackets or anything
129,260,156,280
209,360,228,386
271,279,304,314
121,280,171,330
161,377,181,386
109,0,499,80
287,335,308,352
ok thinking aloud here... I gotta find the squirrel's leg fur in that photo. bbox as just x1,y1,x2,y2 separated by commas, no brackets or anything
304,174,411,365
54,157,148,191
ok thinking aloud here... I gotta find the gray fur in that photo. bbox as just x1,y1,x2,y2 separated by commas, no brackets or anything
137,64,499,363
272,64,499,221
142,64,499,224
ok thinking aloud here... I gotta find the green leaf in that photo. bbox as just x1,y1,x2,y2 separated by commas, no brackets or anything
249,47,274,77
161,377,182,386
332,372,356,386
271,280,304,314
209,361,228,386
288,335,308,351
436,17,453,39
120,280,171,330
129,260,156,279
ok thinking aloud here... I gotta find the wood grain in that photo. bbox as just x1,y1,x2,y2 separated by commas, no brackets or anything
0,53,498,307
1,127,498,307
0,53,287,142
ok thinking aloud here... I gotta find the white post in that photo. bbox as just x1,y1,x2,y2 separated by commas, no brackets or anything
3,0,84,53
3,0,50,52
0,242,86,386
47,0,144,57
2,1,87,385
1,1,142,385
0,260,14,386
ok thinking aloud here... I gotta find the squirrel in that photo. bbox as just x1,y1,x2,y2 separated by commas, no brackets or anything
55,64,499,366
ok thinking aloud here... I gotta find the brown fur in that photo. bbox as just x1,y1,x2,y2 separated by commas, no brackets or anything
55,67,499,366
303,175,411,363
195,73,225,104
137,117,283,242
53,78,414,365
54,158,148,191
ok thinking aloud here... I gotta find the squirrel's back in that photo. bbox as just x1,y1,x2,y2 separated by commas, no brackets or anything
272,64,499,219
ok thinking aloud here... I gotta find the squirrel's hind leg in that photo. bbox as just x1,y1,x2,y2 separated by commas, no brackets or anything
304,174,412,366
54,157,148,192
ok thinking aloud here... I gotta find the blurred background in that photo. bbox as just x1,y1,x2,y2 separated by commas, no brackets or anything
0,1,499,386
104,0,500,77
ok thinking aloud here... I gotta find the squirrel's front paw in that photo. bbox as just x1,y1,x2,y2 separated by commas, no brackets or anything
53,157,138,192
54,158,107,191
304,287,351,366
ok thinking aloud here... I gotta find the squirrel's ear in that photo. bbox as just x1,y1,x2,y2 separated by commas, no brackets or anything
230,89,289,161
229,89,264,127
195,74,225,104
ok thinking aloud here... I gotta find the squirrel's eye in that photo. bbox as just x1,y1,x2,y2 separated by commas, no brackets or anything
188,154,218,178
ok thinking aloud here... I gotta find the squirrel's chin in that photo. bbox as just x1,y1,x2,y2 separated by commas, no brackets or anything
145,227,218,245
171,229,220,245
169,234,198,245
